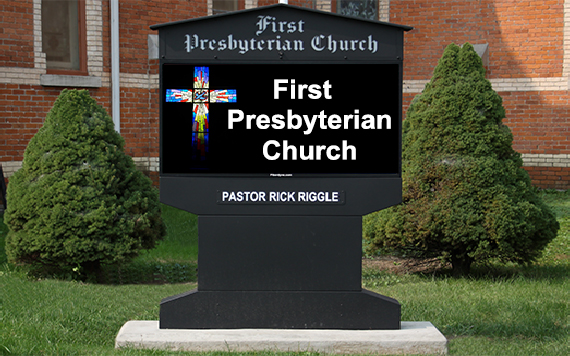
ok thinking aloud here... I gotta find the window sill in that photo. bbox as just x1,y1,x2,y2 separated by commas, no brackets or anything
40,74,102,88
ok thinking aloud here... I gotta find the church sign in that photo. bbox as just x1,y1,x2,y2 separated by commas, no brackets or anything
162,63,398,176
152,4,411,330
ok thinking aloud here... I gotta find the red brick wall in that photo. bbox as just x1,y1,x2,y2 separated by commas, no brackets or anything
0,0,35,68
118,0,207,75
392,0,564,80
404,90,570,157
502,91,570,155
0,84,111,162
524,167,570,190
0,0,208,177
395,0,568,189
116,1,208,160
258,0,279,7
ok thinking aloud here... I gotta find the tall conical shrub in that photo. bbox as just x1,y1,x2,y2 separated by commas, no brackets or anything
363,43,558,276
4,89,165,278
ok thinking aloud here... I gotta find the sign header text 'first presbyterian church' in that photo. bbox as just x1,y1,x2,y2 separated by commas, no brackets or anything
185,15,379,55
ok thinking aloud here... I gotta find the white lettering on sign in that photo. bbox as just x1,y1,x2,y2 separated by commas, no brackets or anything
183,16,380,55
269,191,296,202
225,73,392,163
179,17,393,166
263,140,356,161
310,35,378,54
186,34,305,54
228,109,391,136
273,79,332,100
221,191,267,202
256,16,305,36
218,191,344,204
297,191,339,202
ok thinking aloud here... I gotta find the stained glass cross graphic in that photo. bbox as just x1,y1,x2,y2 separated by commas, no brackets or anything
166,67,237,160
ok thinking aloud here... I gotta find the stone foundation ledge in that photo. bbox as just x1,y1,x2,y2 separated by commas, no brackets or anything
115,320,447,355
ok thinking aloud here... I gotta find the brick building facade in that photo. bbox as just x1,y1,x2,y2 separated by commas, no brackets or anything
1,0,568,190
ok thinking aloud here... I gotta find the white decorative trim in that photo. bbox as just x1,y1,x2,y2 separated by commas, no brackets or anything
316,0,331,12
402,79,429,93
0,67,43,84
522,154,570,168
245,0,257,10
2,157,160,179
33,0,46,70
131,157,160,172
40,74,102,87
403,77,569,94
2,71,564,93
4,154,567,180
85,0,104,78
379,0,390,22
1,161,23,178
562,0,570,78
207,0,213,16
119,73,159,89
490,77,568,92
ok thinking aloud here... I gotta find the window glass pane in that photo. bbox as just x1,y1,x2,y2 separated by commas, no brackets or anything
213,0,238,15
338,0,378,21
42,0,80,70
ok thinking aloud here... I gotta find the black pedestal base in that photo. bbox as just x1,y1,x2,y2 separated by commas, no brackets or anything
160,289,401,330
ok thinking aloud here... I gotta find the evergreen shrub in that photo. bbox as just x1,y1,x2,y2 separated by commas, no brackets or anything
4,89,165,278
363,43,559,276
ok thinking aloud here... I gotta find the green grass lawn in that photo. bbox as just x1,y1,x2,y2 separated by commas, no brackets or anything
0,190,568,355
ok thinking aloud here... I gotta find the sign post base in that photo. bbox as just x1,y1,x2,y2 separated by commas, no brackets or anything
160,216,400,330
160,289,400,330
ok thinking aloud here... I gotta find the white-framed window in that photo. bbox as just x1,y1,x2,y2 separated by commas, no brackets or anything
41,0,87,75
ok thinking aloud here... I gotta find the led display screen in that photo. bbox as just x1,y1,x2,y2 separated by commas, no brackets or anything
161,63,400,176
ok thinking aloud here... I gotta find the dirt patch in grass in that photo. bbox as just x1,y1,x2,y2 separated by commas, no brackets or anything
362,255,448,274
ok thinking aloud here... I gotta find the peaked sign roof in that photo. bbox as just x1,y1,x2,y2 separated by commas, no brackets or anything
151,4,413,62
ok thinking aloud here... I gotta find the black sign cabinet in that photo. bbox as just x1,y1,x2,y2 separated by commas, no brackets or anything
151,4,411,330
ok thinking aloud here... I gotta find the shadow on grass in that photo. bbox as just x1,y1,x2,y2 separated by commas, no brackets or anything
1,211,198,285
440,316,568,341
442,327,568,344
100,260,198,285
417,263,570,283
14,259,198,285
0,213,8,265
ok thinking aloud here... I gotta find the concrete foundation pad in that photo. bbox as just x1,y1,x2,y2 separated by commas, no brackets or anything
115,321,447,354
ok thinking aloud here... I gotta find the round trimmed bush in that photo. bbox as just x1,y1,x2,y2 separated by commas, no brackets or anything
4,89,165,278
363,43,559,276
